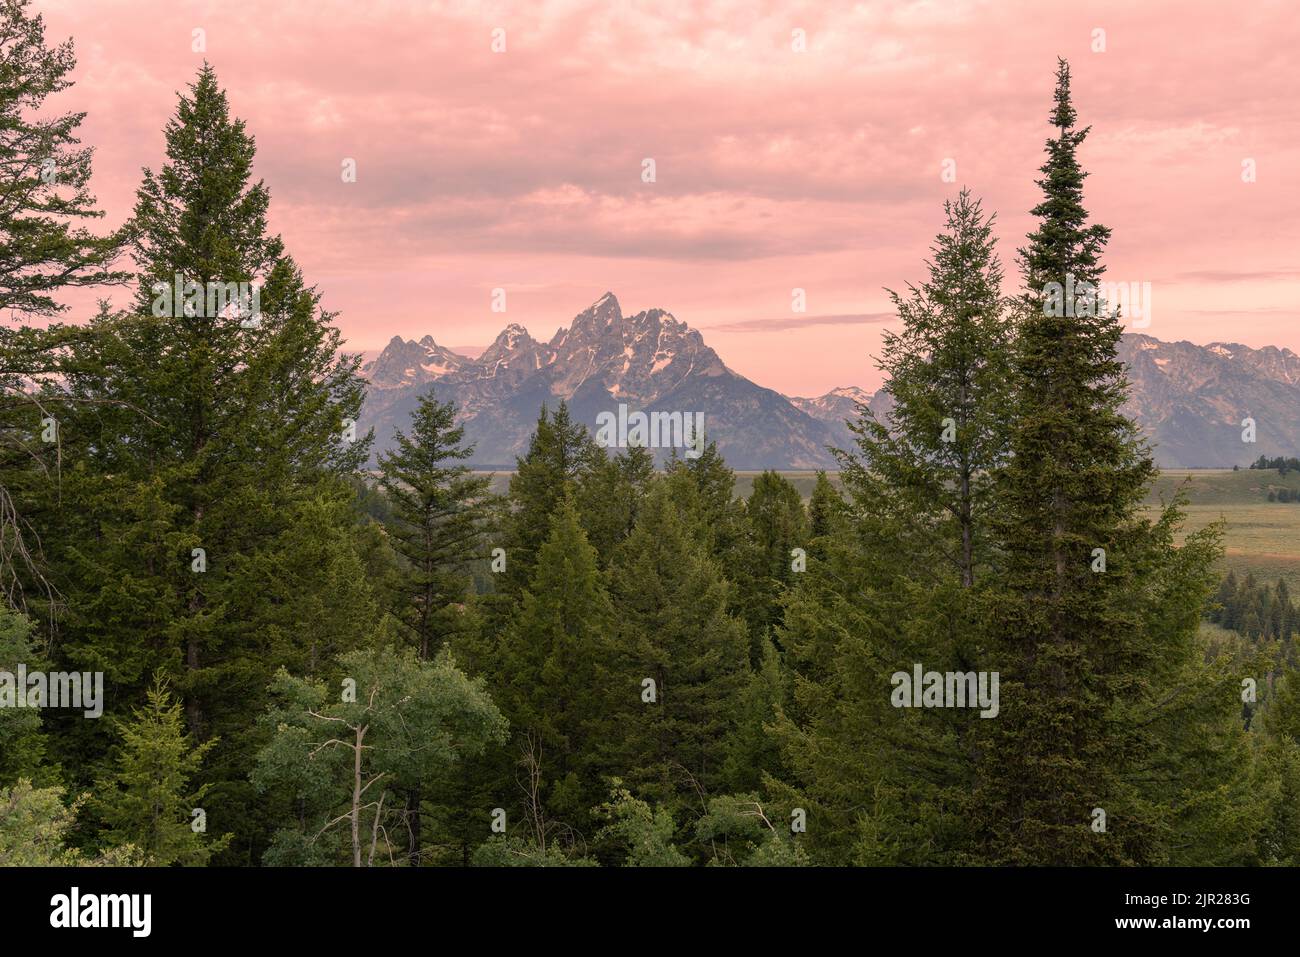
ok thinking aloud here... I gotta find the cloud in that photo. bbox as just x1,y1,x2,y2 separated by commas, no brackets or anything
33,0,1300,395
703,312,895,333
1173,269,1300,283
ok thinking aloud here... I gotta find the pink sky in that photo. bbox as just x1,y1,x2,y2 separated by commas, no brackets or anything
35,0,1300,396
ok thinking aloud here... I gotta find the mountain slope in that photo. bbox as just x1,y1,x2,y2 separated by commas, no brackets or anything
359,300,1300,470
358,293,843,469
1115,334,1300,467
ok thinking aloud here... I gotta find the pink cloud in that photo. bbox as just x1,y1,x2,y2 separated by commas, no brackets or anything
33,0,1300,395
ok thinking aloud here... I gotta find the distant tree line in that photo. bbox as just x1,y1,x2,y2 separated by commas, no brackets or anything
1251,455,1300,475
1211,570,1298,648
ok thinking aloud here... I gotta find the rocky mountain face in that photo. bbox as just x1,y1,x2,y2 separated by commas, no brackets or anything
363,335,470,388
358,298,1300,470
1114,334,1300,467
359,293,843,469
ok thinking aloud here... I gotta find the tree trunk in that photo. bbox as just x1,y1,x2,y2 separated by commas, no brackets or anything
406,786,422,867
352,725,366,867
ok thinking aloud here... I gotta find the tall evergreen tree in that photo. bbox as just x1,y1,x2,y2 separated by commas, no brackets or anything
841,187,1010,589
37,66,373,861
770,190,1011,864
978,59,1228,864
378,390,492,660
0,605,54,785
500,402,601,595
606,481,751,815
491,497,616,835
574,443,655,566
0,0,128,609
807,470,846,543
733,471,809,653
376,389,493,865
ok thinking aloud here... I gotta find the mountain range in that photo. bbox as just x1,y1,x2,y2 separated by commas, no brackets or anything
357,293,1300,469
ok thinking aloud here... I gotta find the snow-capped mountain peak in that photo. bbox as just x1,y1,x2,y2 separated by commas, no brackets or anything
362,335,469,388
357,293,843,468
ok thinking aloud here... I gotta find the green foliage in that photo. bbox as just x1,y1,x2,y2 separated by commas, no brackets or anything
977,60,1229,865
252,639,507,866
606,480,751,811
1209,570,1297,649
470,835,598,867
0,0,128,317
771,185,1011,867
0,39,1283,870
1,779,142,866
592,784,690,866
501,402,602,594
0,605,54,785
490,497,616,832
694,794,808,866
733,471,809,650
378,389,493,659
31,65,373,862
573,443,655,566
92,676,228,865
807,470,846,542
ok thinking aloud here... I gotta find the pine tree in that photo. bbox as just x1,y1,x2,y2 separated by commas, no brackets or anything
978,59,1228,864
733,471,809,652
841,187,1011,589
0,0,128,608
807,470,846,542
606,480,751,816
93,677,228,865
38,66,373,861
1213,570,1238,625
375,389,494,865
1259,663,1300,863
573,444,655,566
771,503,980,864
0,0,127,316
500,402,601,595
1278,579,1294,642
770,190,1011,865
378,390,492,660
669,440,744,554
0,605,54,785
723,634,788,793
491,497,616,834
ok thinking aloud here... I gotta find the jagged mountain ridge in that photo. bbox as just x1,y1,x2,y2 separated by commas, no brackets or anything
359,293,842,468
358,297,1300,469
1114,334,1300,467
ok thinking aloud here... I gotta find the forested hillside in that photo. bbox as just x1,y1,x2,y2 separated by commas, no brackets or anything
2,0,1298,869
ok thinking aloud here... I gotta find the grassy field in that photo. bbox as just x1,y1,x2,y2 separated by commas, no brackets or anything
1145,469,1300,591
478,467,1300,589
